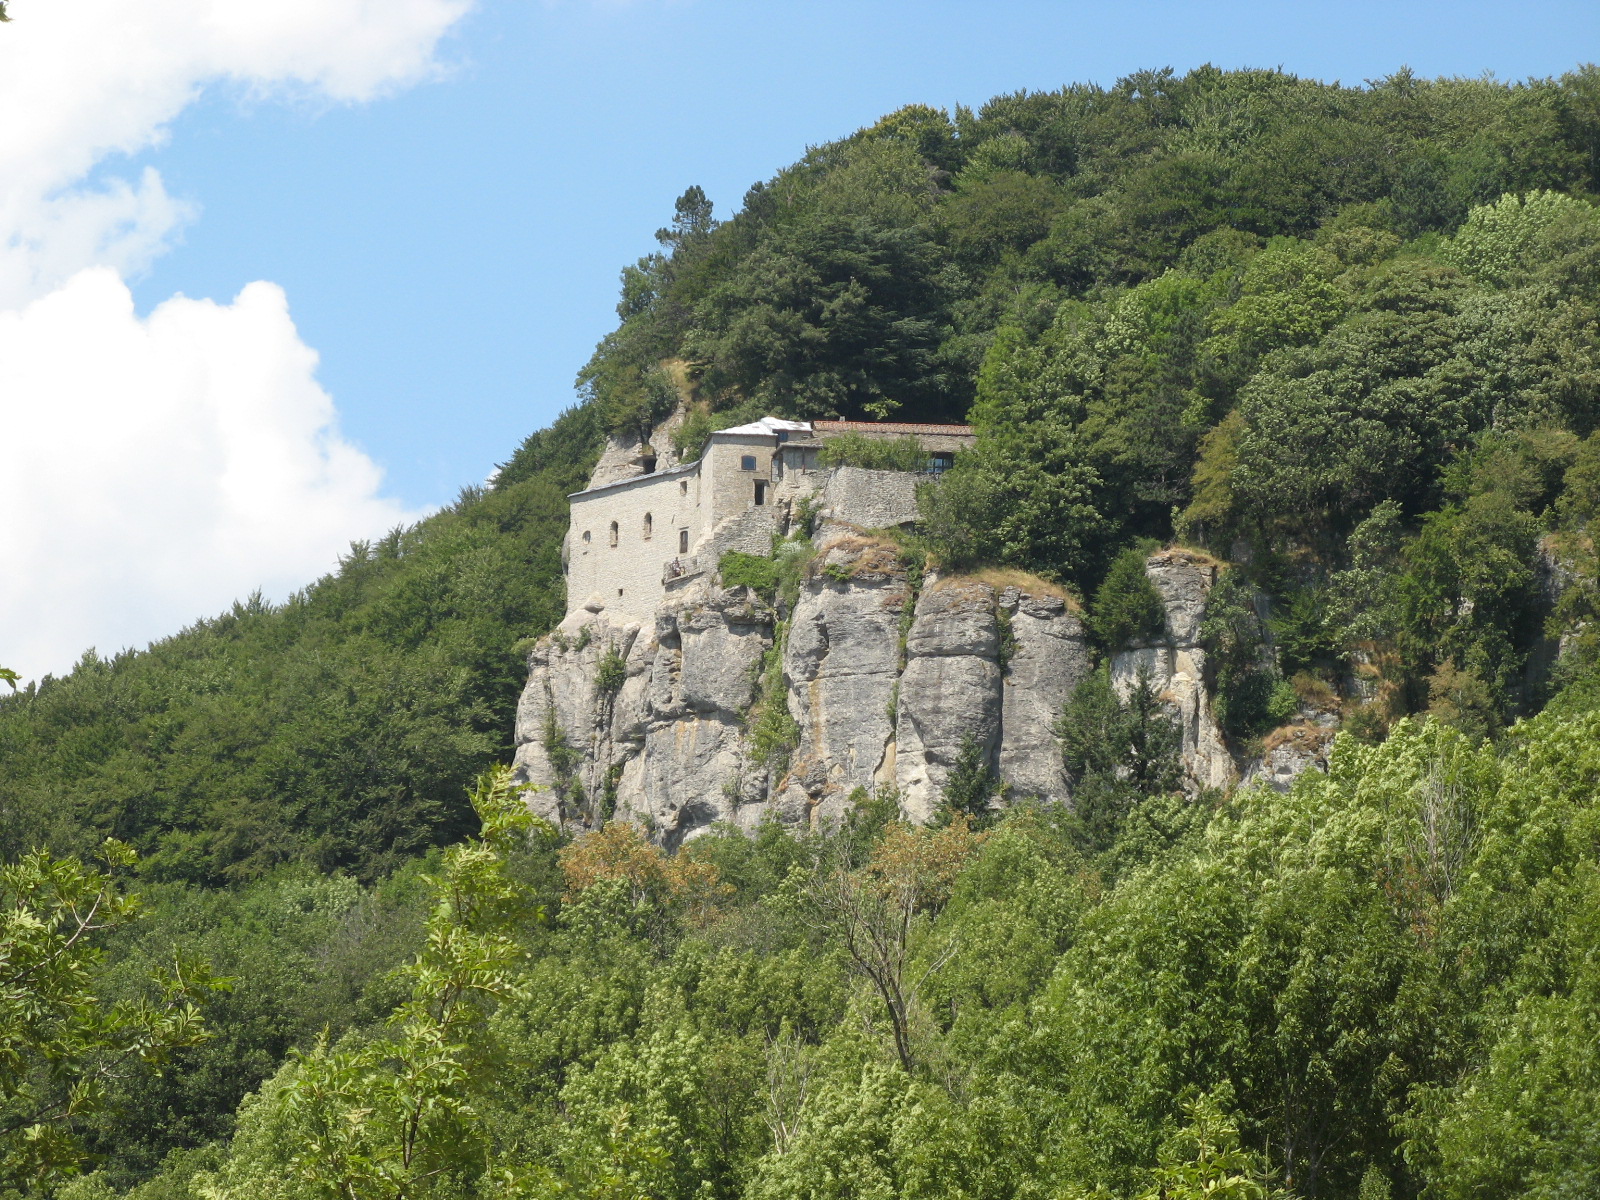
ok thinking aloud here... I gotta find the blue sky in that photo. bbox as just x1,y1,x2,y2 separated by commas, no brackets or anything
125,0,1600,510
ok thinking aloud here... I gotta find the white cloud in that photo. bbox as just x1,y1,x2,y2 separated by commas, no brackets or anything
0,270,423,681
0,0,474,301
0,0,472,680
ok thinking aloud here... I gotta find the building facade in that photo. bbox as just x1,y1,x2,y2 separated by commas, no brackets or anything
564,416,974,622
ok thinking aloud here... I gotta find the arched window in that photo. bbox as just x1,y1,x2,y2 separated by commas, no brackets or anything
582,530,592,545
643,513,653,539
609,521,618,547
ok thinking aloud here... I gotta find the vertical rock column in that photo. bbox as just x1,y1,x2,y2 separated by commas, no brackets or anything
511,606,642,829
997,587,1092,806
1109,549,1234,791
894,578,1003,822
611,581,774,848
779,535,912,827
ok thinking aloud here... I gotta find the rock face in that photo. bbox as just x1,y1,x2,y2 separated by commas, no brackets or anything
782,536,911,825
586,409,687,489
511,539,1343,840
512,530,1096,841
999,586,1091,806
1241,722,1335,792
513,578,780,848
894,578,1005,821
1109,548,1235,791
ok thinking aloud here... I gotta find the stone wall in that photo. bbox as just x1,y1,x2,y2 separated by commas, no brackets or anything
818,466,920,532
567,466,704,622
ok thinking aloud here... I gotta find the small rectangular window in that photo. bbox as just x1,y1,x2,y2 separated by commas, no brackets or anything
679,529,689,553
740,454,757,471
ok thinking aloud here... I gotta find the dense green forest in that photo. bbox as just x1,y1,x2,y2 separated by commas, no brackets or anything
5,64,1600,1198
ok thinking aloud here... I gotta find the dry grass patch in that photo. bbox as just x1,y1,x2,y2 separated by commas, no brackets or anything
1261,720,1335,755
1153,544,1227,572
1290,671,1341,713
811,533,906,581
930,568,1081,611
962,567,1081,610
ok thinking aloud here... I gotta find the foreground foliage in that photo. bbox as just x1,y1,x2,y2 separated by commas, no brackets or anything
0,842,220,1191
47,691,1600,1200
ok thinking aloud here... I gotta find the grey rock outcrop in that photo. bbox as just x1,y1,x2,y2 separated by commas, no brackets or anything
515,539,1286,840
1241,723,1335,792
512,577,776,847
513,532,1094,840
782,536,911,823
999,586,1092,806
511,605,643,828
586,409,687,489
893,578,1005,821
1108,548,1234,791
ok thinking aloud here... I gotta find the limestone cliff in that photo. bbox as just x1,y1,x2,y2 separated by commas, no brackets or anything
510,535,1308,844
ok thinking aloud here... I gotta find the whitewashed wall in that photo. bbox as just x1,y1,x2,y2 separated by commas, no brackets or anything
567,467,703,621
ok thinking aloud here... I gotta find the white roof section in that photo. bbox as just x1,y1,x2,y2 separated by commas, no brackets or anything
710,417,813,438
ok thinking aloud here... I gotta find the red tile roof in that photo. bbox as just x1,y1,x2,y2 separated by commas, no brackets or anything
813,420,975,435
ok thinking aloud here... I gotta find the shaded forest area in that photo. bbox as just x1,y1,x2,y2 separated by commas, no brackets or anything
4,64,1600,1198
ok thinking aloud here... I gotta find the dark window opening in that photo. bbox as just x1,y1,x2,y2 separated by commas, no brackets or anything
754,480,767,506
643,513,653,539
609,521,618,547
679,529,689,553
740,454,757,471
641,456,657,474
776,430,789,443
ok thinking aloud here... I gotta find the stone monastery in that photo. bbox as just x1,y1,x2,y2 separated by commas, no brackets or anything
565,416,975,621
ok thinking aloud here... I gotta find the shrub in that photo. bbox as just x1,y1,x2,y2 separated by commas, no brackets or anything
594,647,627,698
1202,571,1296,738
1088,547,1165,649
719,551,779,597
818,432,931,472
747,631,799,770
941,735,998,823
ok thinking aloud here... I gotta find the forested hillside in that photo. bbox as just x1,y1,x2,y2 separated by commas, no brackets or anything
5,64,1600,1198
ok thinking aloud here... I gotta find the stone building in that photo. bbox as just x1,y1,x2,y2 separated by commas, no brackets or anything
564,415,974,621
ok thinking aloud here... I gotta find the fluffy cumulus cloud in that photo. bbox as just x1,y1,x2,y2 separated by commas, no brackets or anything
0,0,474,301
0,272,418,678
0,0,472,680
